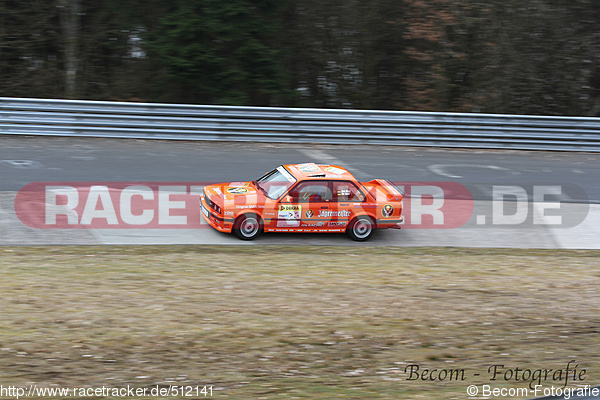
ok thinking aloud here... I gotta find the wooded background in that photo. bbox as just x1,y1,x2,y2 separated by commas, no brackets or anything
2,0,599,115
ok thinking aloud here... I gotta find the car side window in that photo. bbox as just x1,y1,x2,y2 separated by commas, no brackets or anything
333,181,366,202
288,181,333,202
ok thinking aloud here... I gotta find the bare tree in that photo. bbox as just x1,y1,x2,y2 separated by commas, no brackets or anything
58,0,80,98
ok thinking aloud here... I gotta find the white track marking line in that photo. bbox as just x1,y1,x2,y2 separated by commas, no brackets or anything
427,164,511,179
297,149,373,178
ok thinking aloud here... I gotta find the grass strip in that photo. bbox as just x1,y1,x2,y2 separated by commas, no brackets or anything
1,246,599,399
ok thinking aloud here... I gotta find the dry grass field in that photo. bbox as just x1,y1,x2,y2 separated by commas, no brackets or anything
1,246,599,399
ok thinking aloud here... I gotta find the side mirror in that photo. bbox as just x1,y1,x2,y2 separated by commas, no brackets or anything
282,195,294,203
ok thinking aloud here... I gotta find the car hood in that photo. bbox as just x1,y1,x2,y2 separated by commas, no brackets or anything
204,181,263,204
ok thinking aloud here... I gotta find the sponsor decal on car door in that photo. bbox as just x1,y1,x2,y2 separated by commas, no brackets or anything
324,204,351,229
330,181,365,229
277,204,301,228
301,203,330,229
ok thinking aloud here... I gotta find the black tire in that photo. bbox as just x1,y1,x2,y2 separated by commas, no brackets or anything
346,216,374,241
233,213,262,240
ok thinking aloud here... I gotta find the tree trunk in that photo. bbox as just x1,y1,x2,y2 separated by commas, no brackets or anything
59,0,80,98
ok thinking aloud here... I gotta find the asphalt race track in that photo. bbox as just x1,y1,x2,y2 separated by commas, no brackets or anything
1,135,599,248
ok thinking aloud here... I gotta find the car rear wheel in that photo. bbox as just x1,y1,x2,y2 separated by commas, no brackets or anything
233,213,262,240
346,216,374,241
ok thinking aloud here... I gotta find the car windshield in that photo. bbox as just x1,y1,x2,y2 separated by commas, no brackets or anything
255,166,296,199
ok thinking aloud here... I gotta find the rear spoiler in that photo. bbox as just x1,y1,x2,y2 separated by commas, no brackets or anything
365,179,404,201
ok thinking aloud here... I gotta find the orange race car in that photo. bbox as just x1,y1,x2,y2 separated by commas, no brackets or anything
200,163,404,241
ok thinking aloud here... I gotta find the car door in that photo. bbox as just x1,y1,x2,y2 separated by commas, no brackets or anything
330,180,368,229
282,181,333,231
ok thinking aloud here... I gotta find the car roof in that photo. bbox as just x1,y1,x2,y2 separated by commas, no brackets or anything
283,163,356,181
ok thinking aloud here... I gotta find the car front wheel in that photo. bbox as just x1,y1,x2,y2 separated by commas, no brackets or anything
346,216,374,241
233,213,262,240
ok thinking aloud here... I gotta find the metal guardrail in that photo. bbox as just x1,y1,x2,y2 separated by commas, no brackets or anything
1,97,600,151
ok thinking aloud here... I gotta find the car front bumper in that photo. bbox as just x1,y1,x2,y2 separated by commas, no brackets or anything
200,199,233,233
